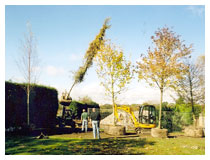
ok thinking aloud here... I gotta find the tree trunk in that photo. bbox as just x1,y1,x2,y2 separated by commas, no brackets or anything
113,101,116,126
158,87,163,129
68,81,76,98
112,89,116,126
27,48,31,126
27,85,30,126
111,76,116,126
189,71,196,128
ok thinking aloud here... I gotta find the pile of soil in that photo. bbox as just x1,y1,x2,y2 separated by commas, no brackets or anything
100,110,138,131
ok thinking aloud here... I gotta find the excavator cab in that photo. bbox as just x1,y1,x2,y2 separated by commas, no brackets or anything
139,105,156,125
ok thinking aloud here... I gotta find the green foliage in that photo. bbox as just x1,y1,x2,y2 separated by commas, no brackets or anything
159,108,190,132
174,98,202,118
170,112,185,132
69,101,84,119
161,104,192,132
157,100,203,132
100,104,113,119
5,81,58,129
161,111,173,132
193,104,203,117
69,100,99,119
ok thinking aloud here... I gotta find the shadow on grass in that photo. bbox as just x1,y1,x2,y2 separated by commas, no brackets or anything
5,135,155,155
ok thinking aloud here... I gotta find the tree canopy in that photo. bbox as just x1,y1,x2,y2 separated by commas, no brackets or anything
95,40,133,124
135,27,192,128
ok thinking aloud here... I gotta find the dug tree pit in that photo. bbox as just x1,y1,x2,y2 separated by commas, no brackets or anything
102,125,125,135
151,128,168,138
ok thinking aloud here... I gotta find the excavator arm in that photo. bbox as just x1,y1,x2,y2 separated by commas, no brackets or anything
114,104,141,128
114,104,156,129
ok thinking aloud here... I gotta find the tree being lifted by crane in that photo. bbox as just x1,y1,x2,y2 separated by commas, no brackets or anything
58,18,111,128
67,18,111,99
60,18,111,102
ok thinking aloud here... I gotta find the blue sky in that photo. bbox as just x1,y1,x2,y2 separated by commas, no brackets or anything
5,5,205,105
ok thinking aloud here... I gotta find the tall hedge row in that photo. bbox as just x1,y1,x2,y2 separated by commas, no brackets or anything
5,81,58,129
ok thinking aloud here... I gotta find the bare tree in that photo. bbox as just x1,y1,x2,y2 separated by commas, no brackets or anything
17,22,39,126
174,55,205,125
196,55,205,106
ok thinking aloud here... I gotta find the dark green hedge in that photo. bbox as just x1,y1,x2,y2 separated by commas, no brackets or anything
5,81,58,129
157,105,201,132
68,100,99,119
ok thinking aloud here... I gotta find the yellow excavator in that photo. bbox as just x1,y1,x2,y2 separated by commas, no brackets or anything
114,104,156,134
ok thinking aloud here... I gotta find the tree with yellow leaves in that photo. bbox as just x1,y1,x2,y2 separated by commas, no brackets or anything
95,40,133,125
136,27,192,129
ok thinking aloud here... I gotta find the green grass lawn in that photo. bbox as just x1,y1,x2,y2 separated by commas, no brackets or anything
5,133,205,155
